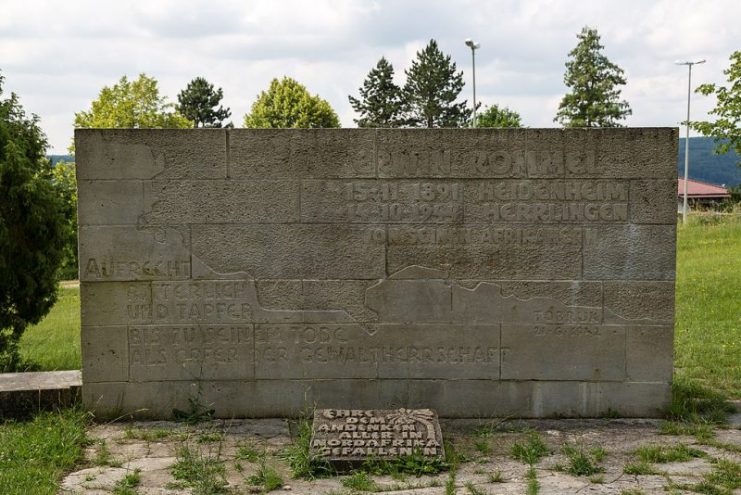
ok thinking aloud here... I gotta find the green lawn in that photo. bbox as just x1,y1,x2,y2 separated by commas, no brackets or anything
0,408,89,495
19,283,81,371
15,215,741,399
675,215,741,398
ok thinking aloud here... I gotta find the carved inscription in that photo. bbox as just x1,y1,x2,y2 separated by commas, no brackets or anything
301,180,463,223
304,179,627,224
370,226,583,246
466,180,628,223
84,257,190,280
310,409,444,462
129,324,253,380
253,324,500,379
376,149,603,178
126,281,256,323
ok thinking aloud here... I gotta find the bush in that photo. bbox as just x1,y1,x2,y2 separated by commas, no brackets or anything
0,71,68,371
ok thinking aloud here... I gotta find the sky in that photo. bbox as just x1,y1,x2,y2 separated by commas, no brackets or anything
1,0,738,154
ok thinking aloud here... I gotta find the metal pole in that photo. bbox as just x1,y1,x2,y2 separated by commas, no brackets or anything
682,64,691,224
676,58,704,224
471,48,477,128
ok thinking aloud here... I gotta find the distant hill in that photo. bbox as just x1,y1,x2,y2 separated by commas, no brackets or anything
678,137,741,188
49,155,74,167
46,138,741,188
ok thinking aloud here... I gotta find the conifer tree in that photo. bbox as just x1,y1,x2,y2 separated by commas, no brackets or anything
177,77,232,128
403,39,470,128
0,71,67,371
554,27,631,127
349,57,404,127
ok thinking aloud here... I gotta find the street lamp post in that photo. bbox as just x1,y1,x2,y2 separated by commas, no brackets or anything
465,38,480,127
675,58,706,224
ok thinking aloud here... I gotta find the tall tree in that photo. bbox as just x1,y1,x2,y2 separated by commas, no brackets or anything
51,160,78,280
349,57,404,127
694,51,741,167
74,74,191,130
403,39,471,128
475,104,523,128
177,77,232,128
243,77,340,128
554,27,631,127
0,71,67,371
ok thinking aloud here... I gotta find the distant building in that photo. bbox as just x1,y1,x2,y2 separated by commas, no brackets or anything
677,178,730,210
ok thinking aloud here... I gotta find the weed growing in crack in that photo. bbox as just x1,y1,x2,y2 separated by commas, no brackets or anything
526,466,539,495
341,471,378,492
281,416,334,479
112,469,141,495
635,443,705,464
511,432,550,465
247,460,284,493
560,444,605,476
170,443,228,494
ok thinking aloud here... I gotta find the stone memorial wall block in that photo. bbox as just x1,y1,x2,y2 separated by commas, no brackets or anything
77,128,677,419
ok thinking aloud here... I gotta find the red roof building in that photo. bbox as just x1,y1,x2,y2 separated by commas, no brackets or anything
677,178,730,201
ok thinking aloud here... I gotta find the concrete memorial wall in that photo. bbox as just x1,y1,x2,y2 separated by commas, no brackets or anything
76,128,677,418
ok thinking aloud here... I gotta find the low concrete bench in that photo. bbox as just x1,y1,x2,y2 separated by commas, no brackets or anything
0,370,81,419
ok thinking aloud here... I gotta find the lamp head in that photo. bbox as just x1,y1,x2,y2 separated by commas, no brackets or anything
675,59,706,66
465,39,480,49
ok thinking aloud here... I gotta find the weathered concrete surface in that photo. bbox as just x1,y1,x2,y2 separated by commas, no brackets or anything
58,418,740,495
76,128,678,418
0,370,81,418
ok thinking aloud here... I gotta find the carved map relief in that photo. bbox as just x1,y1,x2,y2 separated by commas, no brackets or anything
77,128,677,418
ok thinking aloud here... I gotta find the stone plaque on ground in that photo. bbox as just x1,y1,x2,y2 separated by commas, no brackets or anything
310,409,444,464
76,128,678,418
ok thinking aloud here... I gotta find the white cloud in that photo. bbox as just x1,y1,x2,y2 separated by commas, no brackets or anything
0,0,738,152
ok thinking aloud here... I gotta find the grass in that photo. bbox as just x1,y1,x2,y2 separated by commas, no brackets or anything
247,461,284,492
362,449,448,477
235,443,262,462
634,443,705,463
487,470,504,483
660,420,716,441
170,443,228,494
511,432,550,465
0,408,89,495
670,458,740,494
123,427,185,442
19,285,80,370
197,432,225,443
282,417,334,479
112,469,141,495
341,471,378,492
704,458,740,491
623,461,659,476
675,215,741,398
666,377,736,424
93,439,122,467
559,444,605,476
625,440,705,476
465,481,489,494
526,466,539,495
